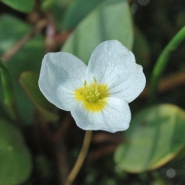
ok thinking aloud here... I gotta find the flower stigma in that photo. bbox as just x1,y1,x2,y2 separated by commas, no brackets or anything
75,78,109,112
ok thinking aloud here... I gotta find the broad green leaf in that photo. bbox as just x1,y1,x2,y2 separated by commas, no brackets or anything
19,72,59,122
133,26,151,67
62,0,133,64
0,119,32,185
114,104,185,173
62,0,105,30
0,59,17,120
1,0,35,13
0,15,45,124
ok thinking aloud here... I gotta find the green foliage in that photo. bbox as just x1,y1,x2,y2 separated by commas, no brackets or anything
114,104,185,173
19,72,59,122
62,0,133,64
0,15,45,123
0,119,32,185
50,0,75,30
0,60,13,104
62,0,105,30
0,59,17,121
148,26,185,103
8,36,44,124
1,0,35,13
0,15,31,55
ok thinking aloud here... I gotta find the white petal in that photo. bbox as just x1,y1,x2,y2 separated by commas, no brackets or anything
87,40,146,103
87,40,136,83
38,52,87,111
109,64,146,103
71,97,131,133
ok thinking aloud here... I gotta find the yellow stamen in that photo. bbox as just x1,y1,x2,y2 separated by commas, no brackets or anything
75,78,109,112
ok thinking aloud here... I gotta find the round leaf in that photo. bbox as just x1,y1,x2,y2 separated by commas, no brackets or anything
114,104,185,173
0,119,32,185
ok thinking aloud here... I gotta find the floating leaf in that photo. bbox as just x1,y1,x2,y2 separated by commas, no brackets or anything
1,0,35,13
0,119,32,185
62,0,133,64
19,72,59,122
114,104,185,173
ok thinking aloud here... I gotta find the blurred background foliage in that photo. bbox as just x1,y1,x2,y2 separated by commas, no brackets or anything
0,0,185,185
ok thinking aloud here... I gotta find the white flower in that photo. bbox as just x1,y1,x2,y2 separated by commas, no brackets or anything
38,40,146,133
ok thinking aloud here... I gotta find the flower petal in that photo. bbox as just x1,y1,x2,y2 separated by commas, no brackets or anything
87,40,146,103
109,64,146,103
38,52,87,111
87,40,135,83
71,97,131,133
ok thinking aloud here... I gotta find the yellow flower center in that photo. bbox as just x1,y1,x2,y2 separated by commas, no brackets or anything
75,79,109,112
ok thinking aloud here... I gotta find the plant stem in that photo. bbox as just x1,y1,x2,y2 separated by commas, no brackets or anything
148,26,185,104
64,130,93,185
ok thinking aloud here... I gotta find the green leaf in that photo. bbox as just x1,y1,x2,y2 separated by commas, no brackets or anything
19,72,59,122
0,15,31,55
8,36,44,124
62,0,105,30
51,0,75,30
62,0,133,64
149,26,185,104
0,15,45,124
114,104,185,173
0,60,13,104
1,0,35,13
0,59,17,121
0,119,32,185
